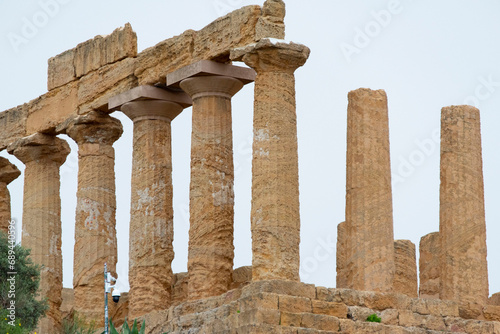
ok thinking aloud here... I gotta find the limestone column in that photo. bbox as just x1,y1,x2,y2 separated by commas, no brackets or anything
230,39,310,281
344,88,395,292
336,221,348,288
394,240,418,297
0,157,21,233
440,105,488,318
64,111,123,324
7,134,70,333
167,60,255,300
419,232,440,299
109,86,191,318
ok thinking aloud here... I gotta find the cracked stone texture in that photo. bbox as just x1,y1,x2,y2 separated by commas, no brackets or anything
394,240,418,298
181,76,242,300
65,111,123,325
121,100,183,319
233,40,310,281
345,88,395,292
336,221,348,288
440,105,489,319
0,157,21,233
419,232,440,299
7,133,70,334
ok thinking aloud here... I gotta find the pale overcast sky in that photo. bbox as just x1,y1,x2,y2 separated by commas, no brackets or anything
0,0,499,296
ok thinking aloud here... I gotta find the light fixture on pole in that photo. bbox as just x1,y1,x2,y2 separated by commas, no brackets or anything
104,263,121,334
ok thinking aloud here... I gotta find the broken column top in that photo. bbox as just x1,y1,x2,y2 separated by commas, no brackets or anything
166,60,256,88
0,157,21,184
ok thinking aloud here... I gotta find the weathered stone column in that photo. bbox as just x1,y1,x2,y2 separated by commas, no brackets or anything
344,88,395,292
419,232,440,299
7,134,70,333
109,86,191,318
394,240,418,297
231,39,310,281
440,105,488,318
63,111,123,324
336,221,348,288
0,157,21,233
167,60,255,300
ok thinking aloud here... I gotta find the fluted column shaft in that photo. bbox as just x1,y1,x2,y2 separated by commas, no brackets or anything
180,76,242,300
65,111,123,325
440,105,488,318
0,157,21,233
236,40,310,281
7,134,70,334
419,232,440,299
121,100,183,318
336,221,348,288
345,88,395,292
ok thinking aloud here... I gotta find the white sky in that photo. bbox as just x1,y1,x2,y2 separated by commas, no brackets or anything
0,0,499,296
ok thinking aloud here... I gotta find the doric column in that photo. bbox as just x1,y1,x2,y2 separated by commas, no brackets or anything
440,105,488,319
419,232,440,299
7,133,70,333
393,240,418,297
167,60,255,300
109,86,191,318
344,88,395,292
0,157,21,233
64,111,123,324
336,221,348,288
231,39,310,281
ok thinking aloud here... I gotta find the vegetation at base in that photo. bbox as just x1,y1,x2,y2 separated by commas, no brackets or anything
0,231,48,332
105,318,146,334
366,313,381,323
62,313,98,334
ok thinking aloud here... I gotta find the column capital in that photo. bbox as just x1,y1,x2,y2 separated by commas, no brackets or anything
230,39,310,73
7,133,70,166
64,111,123,146
0,157,21,184
180,76,244,100
109,85,192,122
167,60,255,100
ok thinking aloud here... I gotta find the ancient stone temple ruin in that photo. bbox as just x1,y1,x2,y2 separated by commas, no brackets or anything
1,1,499,333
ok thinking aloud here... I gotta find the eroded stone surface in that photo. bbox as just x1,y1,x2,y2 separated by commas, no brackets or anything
121,99,184,319
419,232,440,299
394,240,418,297
440,105,489,319
0,105,27,151
180,75,243,300
344,88,395,292
336,221,348,288
7,133,70,334
0,157,21,233
232,39,309,282
64,111,123,325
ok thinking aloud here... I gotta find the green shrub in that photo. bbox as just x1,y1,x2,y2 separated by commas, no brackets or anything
105,318,145,334
0,308,30,334
0,231,48,331
62,313,97,334
366,313,381,323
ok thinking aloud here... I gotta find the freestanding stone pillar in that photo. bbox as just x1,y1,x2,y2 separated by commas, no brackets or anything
231,39,310,281
167,60,255,300
419,232,440,299
7,133,70,333
109,86,192,318
63,111,123,324
344,88,395,292
393,240,418,297
439,105,488,318
336,221,348,288
0,157,21,233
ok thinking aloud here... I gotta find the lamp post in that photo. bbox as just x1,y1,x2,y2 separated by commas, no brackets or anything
104,263,118,334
